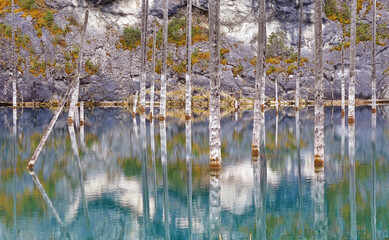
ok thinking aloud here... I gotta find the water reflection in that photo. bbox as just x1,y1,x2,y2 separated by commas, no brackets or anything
0,107,389,239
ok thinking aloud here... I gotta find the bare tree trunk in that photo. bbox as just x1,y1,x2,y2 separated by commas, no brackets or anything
133,91,138,116
185,120,193,240
11,0,16,108
209,0,221,169
252,0,266,156
160,0,169,120
275,77,278,114
185,0,192,119
348,0,357,124
140,0,149,113
68,10,89,124
150,20,157,119
341,25,346,118
296,0,303,110
371,0,377,113
314,0,324,169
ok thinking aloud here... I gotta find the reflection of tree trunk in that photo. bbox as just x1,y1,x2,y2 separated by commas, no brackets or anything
141,115,149,239
185,0,192,119
313,170,325,240
140,0,149,113
296,110,304,238
209,172,221,239
160,120,169,239
348,0,357,123
348,122,357,240
296,0,303,110
209,0,221,170
186,120,192,239
371,0,377,113
29,171,72,240
275,113,278,149
69,11,89,124
371,113,376,240
253,152,267,240
150,21,157,119
68,123,91,236
13,125,17,240
314,0,324,169
160,0,168,120
150,122,157,210
80,102,86,150
11,0,16,108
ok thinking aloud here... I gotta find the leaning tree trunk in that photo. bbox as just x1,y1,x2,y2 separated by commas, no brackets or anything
252,0,266,156
27,10,89,169
209,0,221,169
314,0,324,170
139,0,149,113
68,11,89,124
185,0,192,119
296,0,303,110
11,0,16,108
348,0,357,124
371,0,376,113
160,0,168,120
150,20,157,119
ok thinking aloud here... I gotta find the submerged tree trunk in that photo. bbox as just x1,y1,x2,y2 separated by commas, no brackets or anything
160,0,168,120
185,0,192,119
314,0,324,170
209,0,221,169
150,20,157,119
371,0,377,113
348,0,357,123
139,0,149,113
296,0,303,110
11,0,16,108
252,0,266,156
68,10,89,124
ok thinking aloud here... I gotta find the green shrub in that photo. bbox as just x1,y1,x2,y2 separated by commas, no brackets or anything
121,26,141,50
85,58,99,75
356,22,371,43
19,0,36,10
266,31,293,59
168,17,186,45
43,11,54,28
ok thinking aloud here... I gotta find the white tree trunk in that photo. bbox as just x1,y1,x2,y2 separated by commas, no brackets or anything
185,0,192,119
371,0,377,112
340,25,346,118
150,21,157,119
160,0,168,120
275,113,279,148
275,78,278,114
133,91,138,116
11,0,17,108
209,0,221,169
348,0,357,123
140,0,149,113
296,0,303,110
68,11,89,124
12,108,17,136
253,0,266,156
314,0,324,169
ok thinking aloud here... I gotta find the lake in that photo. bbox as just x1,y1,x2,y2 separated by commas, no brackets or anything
0,106,388,239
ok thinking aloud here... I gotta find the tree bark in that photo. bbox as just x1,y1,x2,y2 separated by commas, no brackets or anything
340,24,346,118
150,20,157,119
296,0,303,110
314,0,324,169
68,10,89,124
275,77,278,114
371,0,376,113
185,0,192,119
252,0,266,156
133,91,138,116
348,0,357,123
11,0,16,108
139,0,149,113
160,0,168,120
209,0,221,169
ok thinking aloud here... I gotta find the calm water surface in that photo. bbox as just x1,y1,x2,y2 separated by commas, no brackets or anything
0,107,389,239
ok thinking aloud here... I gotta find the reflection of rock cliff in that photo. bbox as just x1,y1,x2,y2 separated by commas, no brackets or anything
0,0,388,102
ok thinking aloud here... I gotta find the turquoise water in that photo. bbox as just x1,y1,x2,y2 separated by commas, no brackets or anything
0,107,388,239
